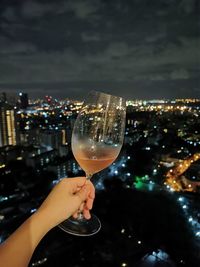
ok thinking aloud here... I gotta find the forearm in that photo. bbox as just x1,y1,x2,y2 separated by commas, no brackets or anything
0,210,51,267
0,178,94,267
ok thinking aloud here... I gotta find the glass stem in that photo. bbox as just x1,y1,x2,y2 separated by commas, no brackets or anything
77,211,84,220
77,173,93,220
86,173,93,180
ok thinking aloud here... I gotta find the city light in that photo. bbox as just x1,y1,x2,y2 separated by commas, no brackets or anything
1,92,200,265
196,232,200,237
188,217,193,222
30,208,37,214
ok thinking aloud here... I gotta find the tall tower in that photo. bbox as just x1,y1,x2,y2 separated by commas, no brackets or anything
19,92,29,109
0,104,19,147
0,92,7,103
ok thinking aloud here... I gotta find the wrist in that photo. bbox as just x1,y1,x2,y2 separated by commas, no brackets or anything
31,209,54,234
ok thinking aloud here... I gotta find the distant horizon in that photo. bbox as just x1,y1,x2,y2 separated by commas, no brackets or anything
1,90,200,102
0,81,200,100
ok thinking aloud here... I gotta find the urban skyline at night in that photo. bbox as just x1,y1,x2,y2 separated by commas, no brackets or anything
0,90,200,266
0,0,200,266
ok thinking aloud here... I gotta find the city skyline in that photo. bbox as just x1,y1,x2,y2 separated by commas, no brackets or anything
0,0,199,99
0,84,200,265
2,91,200,103
0,2,200,263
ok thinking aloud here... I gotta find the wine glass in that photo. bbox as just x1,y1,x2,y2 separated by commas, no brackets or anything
58,91,126,236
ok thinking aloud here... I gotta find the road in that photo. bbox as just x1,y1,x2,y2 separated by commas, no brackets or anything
165,153,200,192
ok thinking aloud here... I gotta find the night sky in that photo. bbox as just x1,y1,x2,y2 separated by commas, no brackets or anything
0,0,199,99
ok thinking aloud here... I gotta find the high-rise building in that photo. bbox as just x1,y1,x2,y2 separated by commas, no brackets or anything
0,104,19,147
19,92,29,109
0,92,7,103
40,130,62,150
1,92,17,106
40,129,68,150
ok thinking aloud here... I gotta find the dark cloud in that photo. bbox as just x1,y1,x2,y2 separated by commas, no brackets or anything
0,0,199,99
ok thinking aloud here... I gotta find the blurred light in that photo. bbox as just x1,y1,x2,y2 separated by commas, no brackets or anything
32,257,47,266
138,240,142,244
182,205,187,209
0,164,6,169
188,217,193,222
196,231,200,237
121,229,125,234
0,235,4,244
121,263,127,267
114,170,118,175
31,208,37,213
127,156,130,160
0,215,5,221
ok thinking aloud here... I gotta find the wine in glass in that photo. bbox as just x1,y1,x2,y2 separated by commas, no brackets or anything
59,91,126,236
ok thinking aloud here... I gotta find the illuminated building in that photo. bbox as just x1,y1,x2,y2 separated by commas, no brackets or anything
19,92,29,109
61,129,66,145
0,92,7,103
0,104,19,147
26,149,57,168
40,129,67,150
47,162,68,179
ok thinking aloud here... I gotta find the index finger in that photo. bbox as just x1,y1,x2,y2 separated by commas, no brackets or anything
85,180,95,198
85,182,95,210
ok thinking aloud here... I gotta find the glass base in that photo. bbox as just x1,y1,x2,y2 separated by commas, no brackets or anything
58,214,101,236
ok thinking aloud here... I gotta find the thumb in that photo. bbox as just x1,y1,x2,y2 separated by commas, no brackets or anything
75,184,90,203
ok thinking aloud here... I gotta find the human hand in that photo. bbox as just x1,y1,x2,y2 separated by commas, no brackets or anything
37,177,95,230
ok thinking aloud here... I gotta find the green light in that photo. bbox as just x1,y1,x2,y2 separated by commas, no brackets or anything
134,175,149,189
134,180,143,189
134,176,144,189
